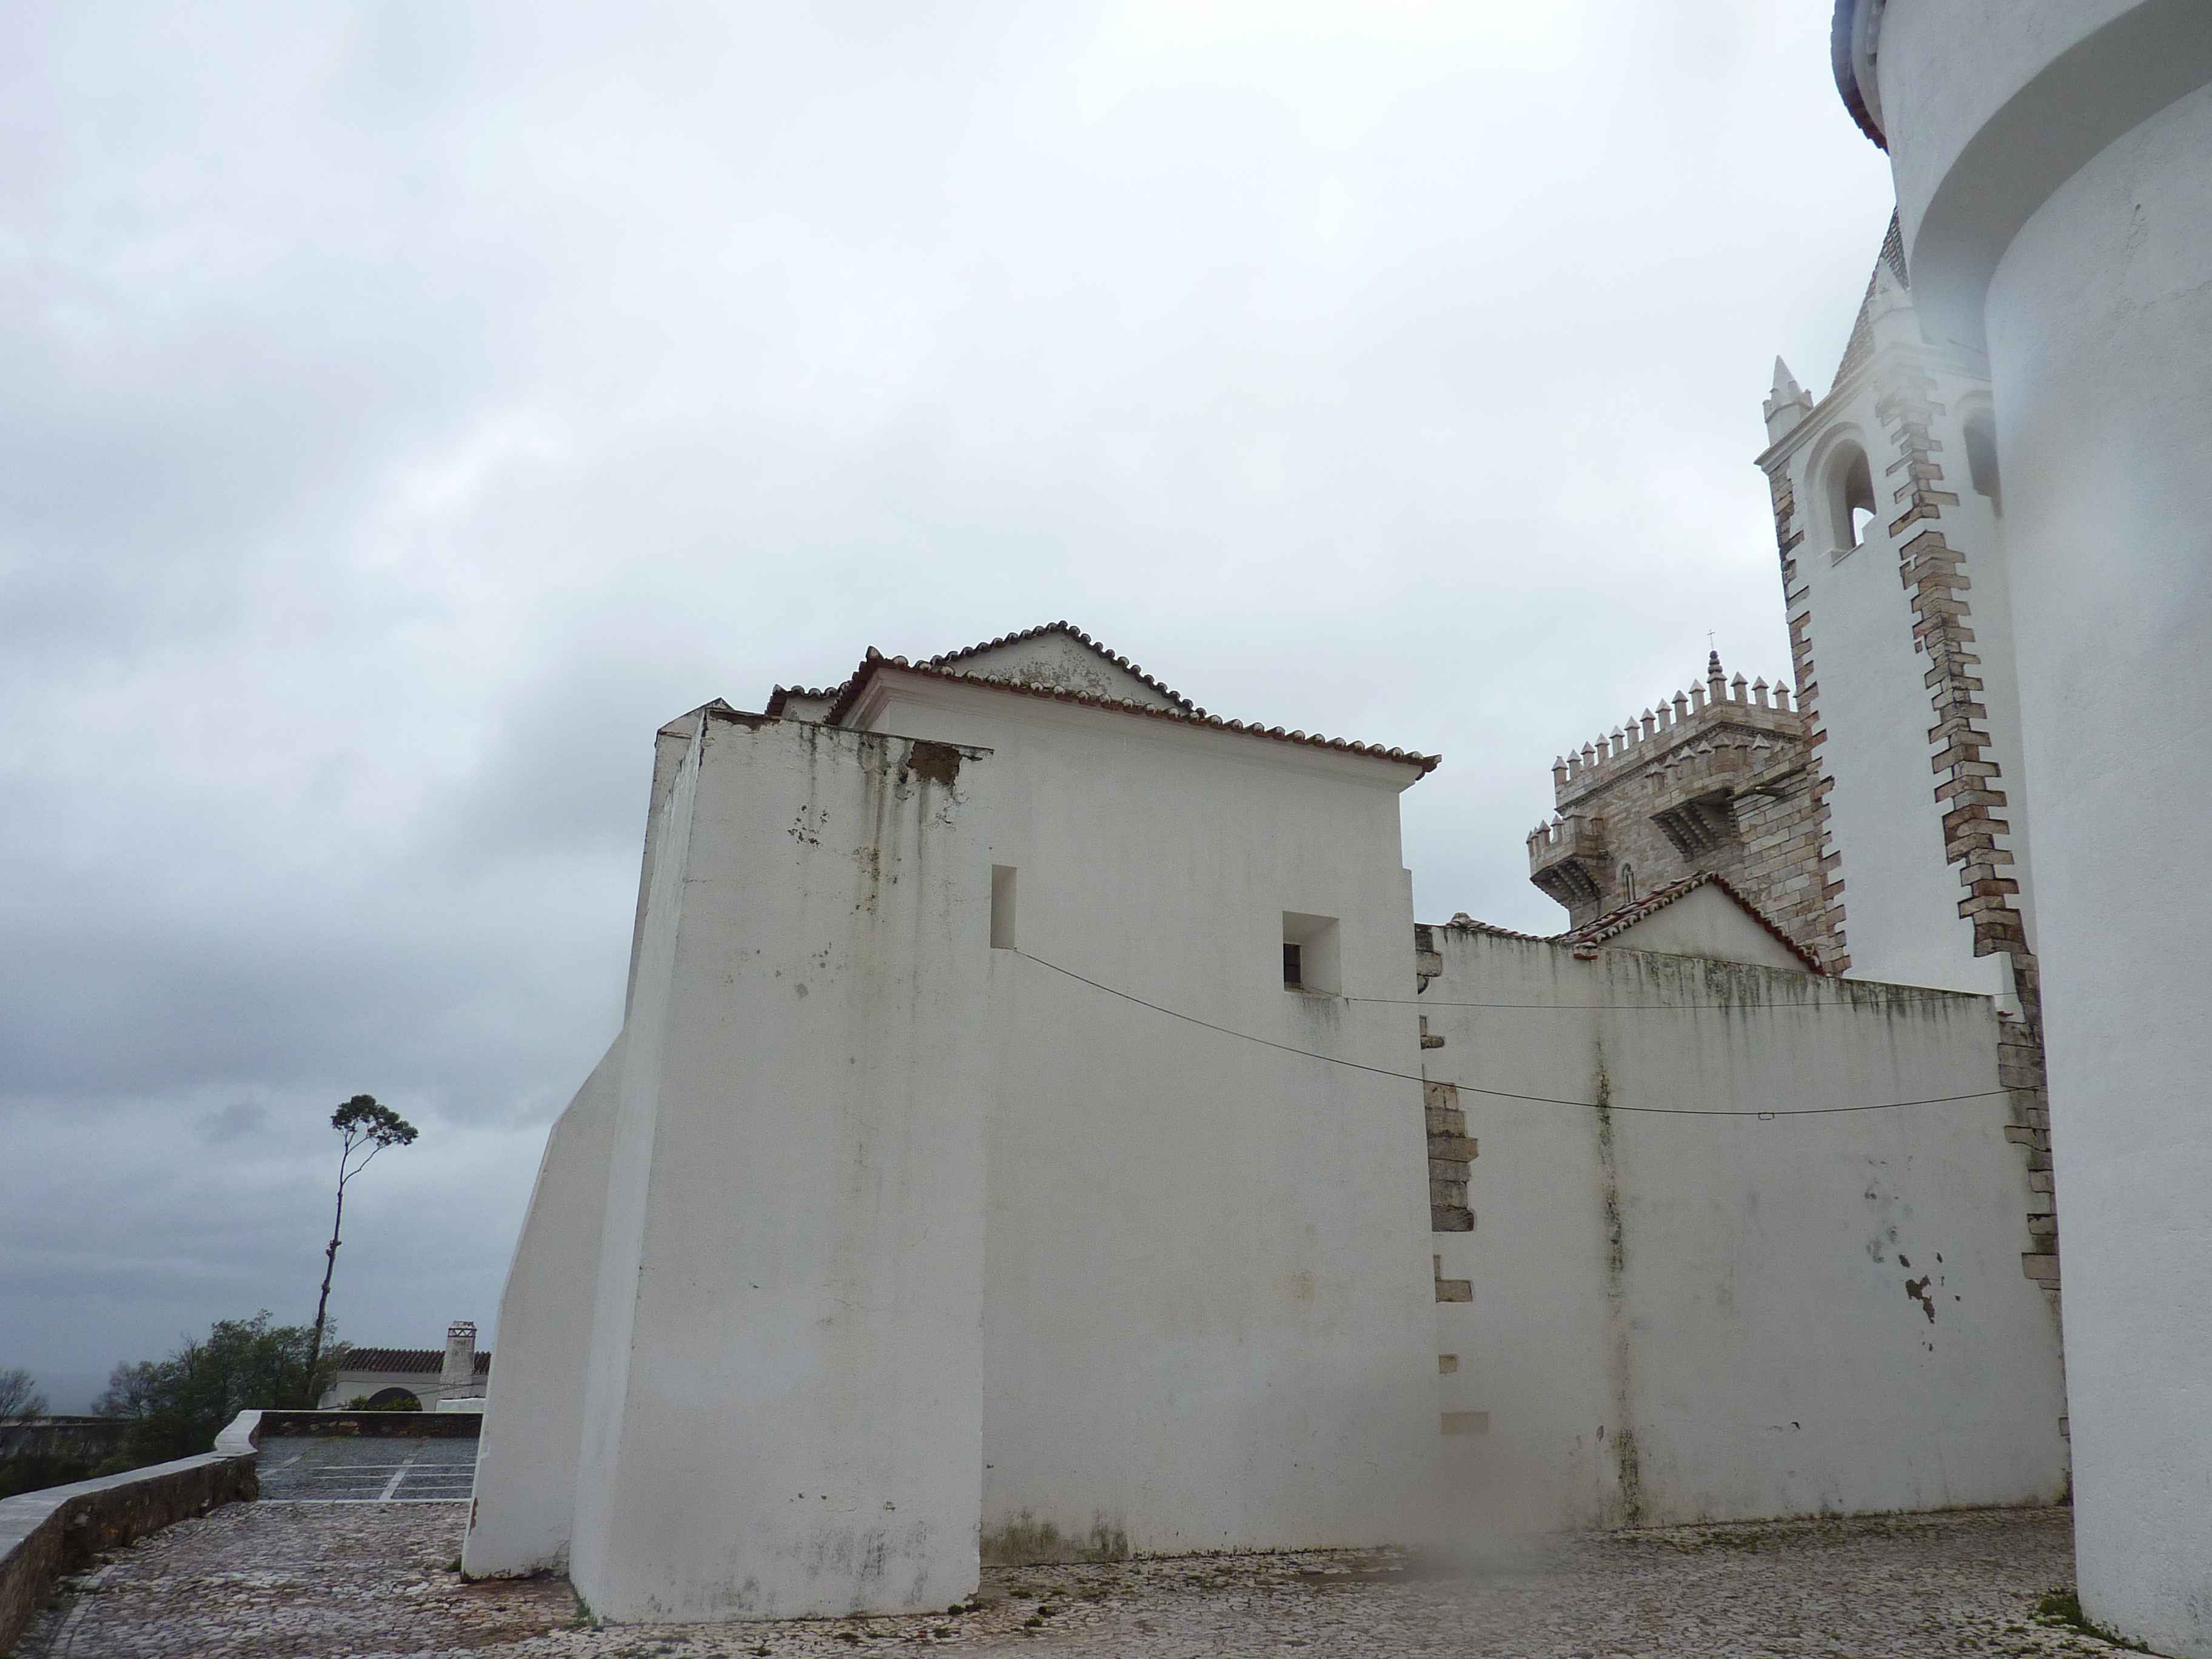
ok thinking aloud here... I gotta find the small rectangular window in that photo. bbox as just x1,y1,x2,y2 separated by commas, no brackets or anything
1281,912,1341,994
990,865,1017,950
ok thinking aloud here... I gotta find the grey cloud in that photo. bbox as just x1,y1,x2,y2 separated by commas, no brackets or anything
196,1101,269,1144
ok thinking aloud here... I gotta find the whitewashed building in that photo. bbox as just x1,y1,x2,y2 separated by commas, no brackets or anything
464,623,2065,1623
321,1321,488,1410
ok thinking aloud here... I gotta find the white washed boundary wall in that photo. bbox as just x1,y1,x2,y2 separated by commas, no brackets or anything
562,713,994,1621
1424,928,2066,1532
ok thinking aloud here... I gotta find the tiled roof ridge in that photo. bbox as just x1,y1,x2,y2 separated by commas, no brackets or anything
763,682,848,717
821,648,1441,775
919,620,1200,712
765,622,1188,718
338,1347,492,1375
1560,871,1829,974
1831,212,1909,390
1439,914,1552,943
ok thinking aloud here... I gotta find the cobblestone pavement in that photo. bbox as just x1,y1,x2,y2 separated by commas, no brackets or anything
18,1503,2142,1658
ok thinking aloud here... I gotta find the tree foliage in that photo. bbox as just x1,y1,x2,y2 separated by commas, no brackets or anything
0,1366,80,1499
94,1313,350,1464
0,1366,45,1427
303,1093,418,1404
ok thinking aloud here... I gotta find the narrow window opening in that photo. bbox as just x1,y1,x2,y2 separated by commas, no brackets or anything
1281,912,1341,994
1619,863,1637,904
990,865,1017,950
1964,414,2002,515
1825,441,1877,552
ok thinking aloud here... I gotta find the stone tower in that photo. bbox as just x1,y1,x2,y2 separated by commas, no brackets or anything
1526,652,1835,961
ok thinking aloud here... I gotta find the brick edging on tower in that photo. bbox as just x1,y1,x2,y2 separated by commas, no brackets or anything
1869,357,2059,1298
1766,464,1852,973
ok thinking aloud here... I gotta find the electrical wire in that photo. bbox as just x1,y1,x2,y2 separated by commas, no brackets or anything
1011,950,2012,1121
1353,996,1855,1011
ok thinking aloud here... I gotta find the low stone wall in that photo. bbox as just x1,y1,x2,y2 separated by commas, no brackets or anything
0,1412,261,1652
0,1409,489,1646
0,1416,132,1464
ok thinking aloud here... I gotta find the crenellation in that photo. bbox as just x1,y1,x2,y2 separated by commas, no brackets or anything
1529,651,1830,948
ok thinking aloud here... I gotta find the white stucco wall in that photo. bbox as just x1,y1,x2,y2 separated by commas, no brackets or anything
1603,886,1807,973
1871,7,2212,1650
566,714,996,1621
1874,0,2212,350
1985,82,2212,1659
461,1036,623,1577
1423,927,2066,1533
845,675,1445,1559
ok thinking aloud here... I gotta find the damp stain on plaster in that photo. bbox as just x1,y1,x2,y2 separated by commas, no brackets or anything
979,1512,1131,1566
1592,1053,1644,1527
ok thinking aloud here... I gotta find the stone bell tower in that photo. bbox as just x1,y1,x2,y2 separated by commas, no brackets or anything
1753,217,2036,1009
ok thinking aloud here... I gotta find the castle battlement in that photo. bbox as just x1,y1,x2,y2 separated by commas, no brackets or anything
1526,652,1824,951
1543,652,1800,813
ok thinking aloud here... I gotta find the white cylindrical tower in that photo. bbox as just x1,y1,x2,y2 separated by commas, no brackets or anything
1836,4,2212,1653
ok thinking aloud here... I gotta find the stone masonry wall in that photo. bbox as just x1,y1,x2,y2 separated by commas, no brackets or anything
1413,931,1477,1236
1527,662,1840,966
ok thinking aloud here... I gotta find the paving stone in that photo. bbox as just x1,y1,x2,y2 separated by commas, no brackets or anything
17,1502,2131,1658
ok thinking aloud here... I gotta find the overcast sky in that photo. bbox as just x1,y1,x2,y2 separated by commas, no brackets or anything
1,1,1894,1409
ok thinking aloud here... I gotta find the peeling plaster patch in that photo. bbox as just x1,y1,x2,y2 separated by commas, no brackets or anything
904,742,962,788
1905,1276,1937,1324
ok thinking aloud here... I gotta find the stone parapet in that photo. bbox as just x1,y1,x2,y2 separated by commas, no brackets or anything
254,1409,481,1439
0,1410,263,1652
1527,814,1607,911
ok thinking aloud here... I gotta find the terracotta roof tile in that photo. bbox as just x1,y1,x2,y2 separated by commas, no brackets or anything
763,683,845,717
1440,914,1552,943
820,645,1440,775
337,1348,492,1375
918,620,1199,712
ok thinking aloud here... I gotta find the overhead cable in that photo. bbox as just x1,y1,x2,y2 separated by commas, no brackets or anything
1011,950,2011,1121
